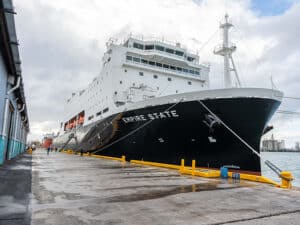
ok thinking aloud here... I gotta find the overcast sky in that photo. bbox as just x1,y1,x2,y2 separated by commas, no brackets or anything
14,0,300,147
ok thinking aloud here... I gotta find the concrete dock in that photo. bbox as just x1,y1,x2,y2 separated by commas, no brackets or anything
1,149,300,225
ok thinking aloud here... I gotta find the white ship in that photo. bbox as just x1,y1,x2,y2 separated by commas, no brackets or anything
53,15,283,175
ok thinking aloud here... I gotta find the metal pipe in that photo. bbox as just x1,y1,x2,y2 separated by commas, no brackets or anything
1,99,9,136
18,103,25,113
7,76,20,95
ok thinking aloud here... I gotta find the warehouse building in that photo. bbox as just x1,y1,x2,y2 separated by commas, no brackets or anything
0,0,29,164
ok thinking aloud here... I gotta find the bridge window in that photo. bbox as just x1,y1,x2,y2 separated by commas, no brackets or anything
145,45,154,50
126,55,132,61
163,64,169,69
148,61,155,66
133,42,143,49
187,56,194,62
175,50,184,56
155,45,164,51
133,57,140,63
103,108,109,113
156,62,162,67
166,48,174,54
141,59,148,64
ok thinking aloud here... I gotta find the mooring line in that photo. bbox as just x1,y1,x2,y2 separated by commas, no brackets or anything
90,98,184,155
198,100,288,180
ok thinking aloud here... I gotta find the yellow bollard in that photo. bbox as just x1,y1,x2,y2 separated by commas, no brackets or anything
280,171,293,189
122,155,126,162
180,159,185,173
192,160,196,176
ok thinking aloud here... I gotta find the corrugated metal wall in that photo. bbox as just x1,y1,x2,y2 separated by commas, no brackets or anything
0,0,28,164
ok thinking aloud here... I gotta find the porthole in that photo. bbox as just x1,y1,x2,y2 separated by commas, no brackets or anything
168,77,172,81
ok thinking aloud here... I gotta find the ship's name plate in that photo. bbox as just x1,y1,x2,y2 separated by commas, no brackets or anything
122,110,179,123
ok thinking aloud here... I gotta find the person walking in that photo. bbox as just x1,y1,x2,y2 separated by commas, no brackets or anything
47,146,50,155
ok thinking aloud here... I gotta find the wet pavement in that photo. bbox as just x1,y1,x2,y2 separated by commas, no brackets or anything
0,154,32,225
2,149,300,225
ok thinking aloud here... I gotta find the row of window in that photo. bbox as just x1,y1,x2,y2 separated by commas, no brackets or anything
126,55,200,76
132,42,195,62
125,71,193,85
142,73,192,84
88,107,109,120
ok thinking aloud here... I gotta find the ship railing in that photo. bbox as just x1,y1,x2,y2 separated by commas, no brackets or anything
213,42,236,55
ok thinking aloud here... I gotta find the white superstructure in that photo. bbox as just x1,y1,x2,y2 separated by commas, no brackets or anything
60,35,210,132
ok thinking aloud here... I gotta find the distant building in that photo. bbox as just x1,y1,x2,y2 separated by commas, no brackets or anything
261,134,285,151
295,142,300,151
0,0,29,164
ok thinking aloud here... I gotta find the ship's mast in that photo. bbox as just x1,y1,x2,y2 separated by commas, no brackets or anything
214,14,240,88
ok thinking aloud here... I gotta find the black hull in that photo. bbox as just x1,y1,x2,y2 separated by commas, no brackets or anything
54,97,280,174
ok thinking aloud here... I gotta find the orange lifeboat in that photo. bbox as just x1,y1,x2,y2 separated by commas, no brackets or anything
78,115,84,124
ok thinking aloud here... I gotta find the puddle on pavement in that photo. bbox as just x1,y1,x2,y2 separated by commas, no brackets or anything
106,180,252,203
107,168,166,175
102,184,179,191
118,174,181,179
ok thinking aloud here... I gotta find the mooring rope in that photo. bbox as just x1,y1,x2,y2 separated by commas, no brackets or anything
198,100,291,180
90,98,184,155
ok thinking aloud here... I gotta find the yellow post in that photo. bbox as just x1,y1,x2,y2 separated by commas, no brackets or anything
280,171,293,189
122,155,126,162
192,160,196,176
180,159,185,173
28,148,32,154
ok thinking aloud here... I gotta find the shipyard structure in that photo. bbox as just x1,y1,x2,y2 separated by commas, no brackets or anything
0,0,29,164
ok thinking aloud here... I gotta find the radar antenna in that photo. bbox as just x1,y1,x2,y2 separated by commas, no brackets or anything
214,14,241,88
